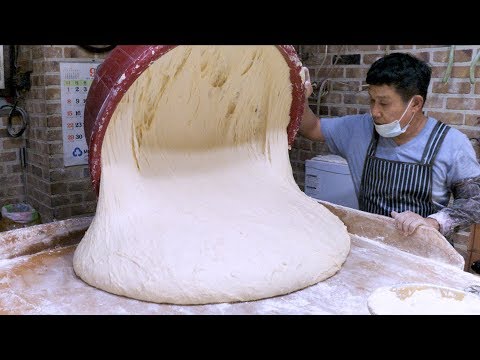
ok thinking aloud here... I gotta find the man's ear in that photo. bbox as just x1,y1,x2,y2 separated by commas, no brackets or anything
413,94,424,111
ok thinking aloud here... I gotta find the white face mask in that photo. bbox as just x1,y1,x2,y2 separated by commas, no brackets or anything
373,98,415,138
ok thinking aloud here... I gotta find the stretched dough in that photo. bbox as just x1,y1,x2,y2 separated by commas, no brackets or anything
73,46,350,305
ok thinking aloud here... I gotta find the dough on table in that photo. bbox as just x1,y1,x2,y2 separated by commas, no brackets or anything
73,46,350,305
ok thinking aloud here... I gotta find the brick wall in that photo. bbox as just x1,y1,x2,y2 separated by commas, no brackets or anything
291,45,480,261
14,45,110,222
0,112,26,207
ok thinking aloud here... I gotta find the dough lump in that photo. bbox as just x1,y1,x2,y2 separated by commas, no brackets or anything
73,46,350,304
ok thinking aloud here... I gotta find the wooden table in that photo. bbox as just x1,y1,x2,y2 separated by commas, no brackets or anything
0,203,478,314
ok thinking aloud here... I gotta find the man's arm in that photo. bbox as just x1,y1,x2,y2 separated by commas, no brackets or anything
299,103,325,142
428,176,480,239
392,176,480,239
298,67,325,142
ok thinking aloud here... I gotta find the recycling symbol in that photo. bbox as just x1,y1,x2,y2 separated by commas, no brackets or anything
73,147,83,157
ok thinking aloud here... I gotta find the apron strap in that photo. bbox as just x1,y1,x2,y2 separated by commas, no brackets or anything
420,121,451,165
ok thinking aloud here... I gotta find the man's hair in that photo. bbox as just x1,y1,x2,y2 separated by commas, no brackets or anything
366,52,432,105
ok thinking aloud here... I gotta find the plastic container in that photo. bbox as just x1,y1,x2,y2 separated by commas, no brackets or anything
0,203,41,232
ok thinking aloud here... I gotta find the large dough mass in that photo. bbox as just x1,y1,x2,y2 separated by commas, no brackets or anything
73,46,350,304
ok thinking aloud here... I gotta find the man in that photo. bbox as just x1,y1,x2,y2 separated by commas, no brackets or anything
299,52,480,242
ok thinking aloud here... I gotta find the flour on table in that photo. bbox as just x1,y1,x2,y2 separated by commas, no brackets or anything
368,284,480,315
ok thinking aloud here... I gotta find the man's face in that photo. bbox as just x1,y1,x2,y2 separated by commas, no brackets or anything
368,85,411,125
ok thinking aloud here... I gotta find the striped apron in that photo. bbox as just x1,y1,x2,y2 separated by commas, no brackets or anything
358,121,450,217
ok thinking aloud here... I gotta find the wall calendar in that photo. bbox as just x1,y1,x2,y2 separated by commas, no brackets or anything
60,61,102,167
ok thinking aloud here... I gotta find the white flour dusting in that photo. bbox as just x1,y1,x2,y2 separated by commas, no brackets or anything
2,235,480,314
368,285,480,315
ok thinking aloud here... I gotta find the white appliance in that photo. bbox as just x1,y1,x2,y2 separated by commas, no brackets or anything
305,154,358,209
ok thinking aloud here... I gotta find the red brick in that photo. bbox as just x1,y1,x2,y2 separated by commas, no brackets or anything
344,92,369,105
17,57,32,70
28,152,49,166
345,45,379,52
312,142,330,153
33,102,46,114
432,81,471,94
32,75,45,87
0,151,17,162
299,150,314,161
319,106,329,116
289,150,299,161
0,127,9,138
47,129,62,141
30,164,43,178
2,138,26,149
293,172,305,186
30,117,47,128
476,83,480,94
83,191,96,203
424,95,444,108
345,68,368,79
47,115,62,127
323,93,342,104
5,164,22,173
44,61,59,73
49,167,84,182
446,97,480,110
426,111,464,125
43,46,63,58
308,54,332,67
48,143,64,155
35,129,47,141
5,186,25,197
465,114,480,126
81,189,96,202
49,156,64,169
68,181,93,192
330,106,350,116
53,207,71,220
63,46,93,59
432,66,471,79
433,49,472,63
317,67,344,78
71,202,97,216
32,47,44,59
414,52,430,62
45,74,60,86
0,197,26,207
390,45,415,50
36,179,51,194
51,182,68,195
46,102,61,115
363,54,382,65
0,174,23,185
31,188,51,207
32,88,45,100
51,194,83,207
326,45,347,53
32,61,44,73
46,88,60,100
330,80,361,91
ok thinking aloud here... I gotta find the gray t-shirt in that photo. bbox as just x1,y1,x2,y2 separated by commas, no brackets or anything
320,113,480,210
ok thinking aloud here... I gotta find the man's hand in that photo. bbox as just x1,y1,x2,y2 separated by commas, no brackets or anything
391,210,440,236
301,66,313,99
